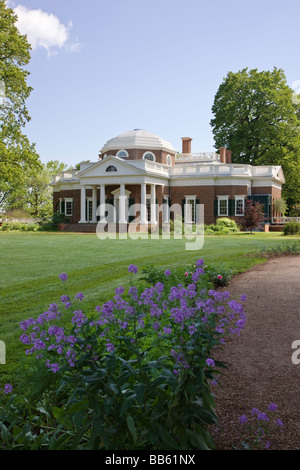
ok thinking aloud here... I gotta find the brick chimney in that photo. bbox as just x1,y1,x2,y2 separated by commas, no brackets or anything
181,137,192,154
219,147,226,163
226,150,232,163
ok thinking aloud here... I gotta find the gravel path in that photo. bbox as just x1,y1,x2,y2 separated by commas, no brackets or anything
211,254,300,450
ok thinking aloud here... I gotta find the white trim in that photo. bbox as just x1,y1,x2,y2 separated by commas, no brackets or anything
234,195,246,216
166,154,172,166
116,149,129,158
142,151,156,162
185,195,196,223
64,198,73,217
163,195,170,223
217,195,229,217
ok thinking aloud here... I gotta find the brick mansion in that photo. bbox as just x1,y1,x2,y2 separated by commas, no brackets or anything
51,129,285,232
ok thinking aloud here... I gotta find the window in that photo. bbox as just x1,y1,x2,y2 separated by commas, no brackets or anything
217,196,228,216
65,198,73,217
87,198,93,221
185,196,196,223
106,165,117,172
116,149,128,158
166,155,172,166
163,196,170,223
142,151,156,162
235,196,245,216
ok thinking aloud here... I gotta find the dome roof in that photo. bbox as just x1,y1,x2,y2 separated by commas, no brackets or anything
100,129,176,154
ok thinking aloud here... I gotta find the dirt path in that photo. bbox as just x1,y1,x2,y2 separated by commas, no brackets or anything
211,254,300,450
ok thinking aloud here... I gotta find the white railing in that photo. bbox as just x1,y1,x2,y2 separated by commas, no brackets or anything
176,152,220,161
51,170,79,183
171,163,252,177
272,217,300,224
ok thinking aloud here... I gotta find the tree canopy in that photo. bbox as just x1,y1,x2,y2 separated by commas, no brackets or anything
210,67,300,211
0,0,41,209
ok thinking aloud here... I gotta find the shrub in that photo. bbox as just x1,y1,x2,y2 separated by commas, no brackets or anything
1,261,246,450
205,218,239,235
283,221,300,236
0,222,39,232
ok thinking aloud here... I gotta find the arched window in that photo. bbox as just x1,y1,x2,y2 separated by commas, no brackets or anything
142,151,156,162
166,154,172,166
116,149,129,158
106,165,117,172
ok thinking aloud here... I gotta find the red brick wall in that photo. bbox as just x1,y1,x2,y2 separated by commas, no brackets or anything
102,148,175,165
53,183,281,226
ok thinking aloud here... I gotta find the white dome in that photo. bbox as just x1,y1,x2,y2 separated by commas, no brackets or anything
101,129,176,154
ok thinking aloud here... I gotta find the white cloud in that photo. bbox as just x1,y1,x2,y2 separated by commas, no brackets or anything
13,5,81,55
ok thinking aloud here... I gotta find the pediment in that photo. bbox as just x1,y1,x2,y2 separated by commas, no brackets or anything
76,155,146,178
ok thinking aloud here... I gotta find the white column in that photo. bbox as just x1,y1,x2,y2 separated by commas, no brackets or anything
92,186,97,223
79,185,87,223
119,183,127,224
150,184,157,224
140,183,147,225
99,184,106,222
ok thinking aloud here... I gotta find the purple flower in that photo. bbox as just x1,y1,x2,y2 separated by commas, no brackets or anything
50,363,60,373
75,292,84,301
239,414,248,424
268,403,277,411
257,412,269,421
206,358,215,367
163,327,172,334
106,342,114,352
164,269,172,277
196,259,204,267
115,286,124,296
128,264,138,273
276,419,284,427
59,273,68,282
241,294,247,301
3,384,12,394
72,310,87,328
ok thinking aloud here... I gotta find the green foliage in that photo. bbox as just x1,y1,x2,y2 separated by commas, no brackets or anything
0,262,247,449
0,221,39,231
272,198,287,216
0,0,41,210
283,221,300,236
210,67,300,211
250,240,300,257
205,218,239,235
141,261,232,288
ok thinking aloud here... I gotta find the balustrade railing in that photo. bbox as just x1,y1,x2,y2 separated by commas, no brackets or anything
272,217,300,224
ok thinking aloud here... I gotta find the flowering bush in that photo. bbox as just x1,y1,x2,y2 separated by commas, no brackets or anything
141,261,232,288
1,260,246,450
238,403,284,449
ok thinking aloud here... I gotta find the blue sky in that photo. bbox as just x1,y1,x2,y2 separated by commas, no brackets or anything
8,0,300,166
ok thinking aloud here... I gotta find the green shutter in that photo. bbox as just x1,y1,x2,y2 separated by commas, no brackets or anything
229,199,235,216
214,200,218,217
195,199,200,223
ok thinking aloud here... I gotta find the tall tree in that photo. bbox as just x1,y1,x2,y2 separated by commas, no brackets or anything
3,160,69,217
0,0,41,209
210,68,300,211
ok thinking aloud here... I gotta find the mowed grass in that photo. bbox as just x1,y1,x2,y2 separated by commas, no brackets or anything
0,230,293,383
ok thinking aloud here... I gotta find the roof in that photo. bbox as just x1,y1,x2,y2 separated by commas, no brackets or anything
100,129,176,154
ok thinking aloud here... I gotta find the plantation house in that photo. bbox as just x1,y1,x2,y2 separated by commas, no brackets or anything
51,129,285,232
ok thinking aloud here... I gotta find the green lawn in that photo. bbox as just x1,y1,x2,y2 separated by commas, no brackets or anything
0,230,298,385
